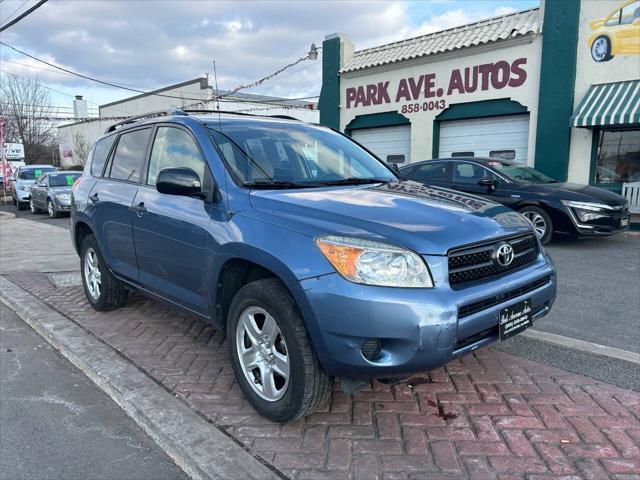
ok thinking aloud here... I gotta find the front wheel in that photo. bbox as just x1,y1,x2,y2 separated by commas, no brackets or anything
520,206,553,245
47,199,60,219
80,234,128,311
591,36,612,62
227,278,332,422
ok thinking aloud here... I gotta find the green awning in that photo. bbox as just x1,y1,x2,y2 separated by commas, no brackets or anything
570,80,640,128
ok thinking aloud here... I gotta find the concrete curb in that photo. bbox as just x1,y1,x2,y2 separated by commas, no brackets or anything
0,210,16,220
0,275,283,480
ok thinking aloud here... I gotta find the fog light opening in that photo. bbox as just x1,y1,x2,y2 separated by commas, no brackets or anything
361,339,382,361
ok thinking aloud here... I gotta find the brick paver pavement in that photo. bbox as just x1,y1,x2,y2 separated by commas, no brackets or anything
6,271,640,480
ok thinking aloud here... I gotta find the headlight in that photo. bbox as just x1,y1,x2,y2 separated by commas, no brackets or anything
316,235,433,288
55,193,71,202
561,200,612,222
560,200,613,212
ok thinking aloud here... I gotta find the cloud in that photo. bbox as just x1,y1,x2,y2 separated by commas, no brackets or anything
0,1,532,105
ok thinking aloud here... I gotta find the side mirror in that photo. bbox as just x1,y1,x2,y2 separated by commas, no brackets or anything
156,167,204,198
478,178,497,190
390,163,400,174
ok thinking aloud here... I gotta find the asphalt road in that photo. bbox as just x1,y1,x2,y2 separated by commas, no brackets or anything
0,202,70,229
0,303,188,480
540,233,640,353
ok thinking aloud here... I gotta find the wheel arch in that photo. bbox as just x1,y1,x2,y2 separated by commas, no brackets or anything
74,220,95,255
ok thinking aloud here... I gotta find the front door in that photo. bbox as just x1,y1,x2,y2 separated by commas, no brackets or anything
131,125,214,314
451,161,522,208
89,127,152,281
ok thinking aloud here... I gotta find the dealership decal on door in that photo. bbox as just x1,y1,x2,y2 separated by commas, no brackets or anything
345,58,528,111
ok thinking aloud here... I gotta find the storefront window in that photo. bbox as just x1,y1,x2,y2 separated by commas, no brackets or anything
594,129,640,184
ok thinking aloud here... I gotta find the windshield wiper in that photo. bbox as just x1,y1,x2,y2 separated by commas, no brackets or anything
243,180,314,189
313,178,391,186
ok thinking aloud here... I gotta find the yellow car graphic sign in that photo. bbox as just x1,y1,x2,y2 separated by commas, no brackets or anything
587,0,640,62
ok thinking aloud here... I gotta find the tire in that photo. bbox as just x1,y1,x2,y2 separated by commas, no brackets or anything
80,234,128,311
591,36,612,62
29,199,40,214
519,206,553,245
47,199,60,219
227,278,332,422
12,196,17,206
17,201,28,211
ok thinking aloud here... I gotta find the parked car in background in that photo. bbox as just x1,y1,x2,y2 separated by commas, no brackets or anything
10,165,58,210
29,171,82,218
400,157,631,244
587,0,640,62
71,110,556,422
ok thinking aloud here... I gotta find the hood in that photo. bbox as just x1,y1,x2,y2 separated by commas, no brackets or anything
49,186,72,195
525,182,627,206
248,181,533,255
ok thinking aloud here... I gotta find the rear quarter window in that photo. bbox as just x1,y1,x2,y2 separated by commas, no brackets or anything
91,135,117,177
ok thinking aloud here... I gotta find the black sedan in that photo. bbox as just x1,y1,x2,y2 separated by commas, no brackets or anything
399,157,630,244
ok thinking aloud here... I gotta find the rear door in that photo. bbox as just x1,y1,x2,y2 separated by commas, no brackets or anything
131,125,214,314
89,127,152,281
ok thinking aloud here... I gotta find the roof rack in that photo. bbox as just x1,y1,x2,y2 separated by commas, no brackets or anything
105,108,188,133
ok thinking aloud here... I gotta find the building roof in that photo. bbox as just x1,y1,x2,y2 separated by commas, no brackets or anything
340,8,540,73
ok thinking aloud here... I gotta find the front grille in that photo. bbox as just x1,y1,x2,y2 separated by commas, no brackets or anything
448,234,539,287
458,275,552,318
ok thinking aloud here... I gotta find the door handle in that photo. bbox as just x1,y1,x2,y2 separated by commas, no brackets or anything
130,202,147,215
89,192,99,203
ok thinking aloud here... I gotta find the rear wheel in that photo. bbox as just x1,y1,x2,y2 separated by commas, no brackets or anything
520,206,553,244
227,278,331,422
80,234,128,311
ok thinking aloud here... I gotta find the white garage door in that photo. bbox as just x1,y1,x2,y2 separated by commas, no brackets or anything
439,114,530,163
351,125,411,164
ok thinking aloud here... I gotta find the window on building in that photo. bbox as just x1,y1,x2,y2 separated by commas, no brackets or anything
109,128,151,183
594,129,640,184
489,150,516,160
91,134,116,177
147,127,206,186
451,151,474,157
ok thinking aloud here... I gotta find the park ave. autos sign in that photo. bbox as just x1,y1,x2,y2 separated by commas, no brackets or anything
344,58,528,114
1,143,25,160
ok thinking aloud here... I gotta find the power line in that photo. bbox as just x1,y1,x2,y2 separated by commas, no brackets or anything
0,0,48,33
0,0,29,23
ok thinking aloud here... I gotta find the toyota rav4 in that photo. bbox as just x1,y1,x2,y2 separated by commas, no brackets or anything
71,110,556,422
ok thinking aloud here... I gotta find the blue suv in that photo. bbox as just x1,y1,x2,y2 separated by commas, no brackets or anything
71,110,556,421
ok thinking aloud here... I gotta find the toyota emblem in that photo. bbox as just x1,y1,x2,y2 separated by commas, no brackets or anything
494,243,514,267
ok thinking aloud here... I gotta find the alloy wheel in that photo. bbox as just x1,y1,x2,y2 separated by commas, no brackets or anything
591,38,608,61
522,211,546,239
83,247,102,300
30,199,35,213
48,200,54,218
235,306,290,401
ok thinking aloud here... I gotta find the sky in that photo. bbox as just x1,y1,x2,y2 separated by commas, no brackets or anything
0,0,539,115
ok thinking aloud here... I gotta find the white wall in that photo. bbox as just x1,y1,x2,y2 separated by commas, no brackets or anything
568,0,640,183
340,36,542,165
57,119,112,167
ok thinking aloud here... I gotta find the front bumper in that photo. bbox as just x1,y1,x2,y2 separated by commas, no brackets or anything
14,189,30,202
300,252,556,378
563,205,630,236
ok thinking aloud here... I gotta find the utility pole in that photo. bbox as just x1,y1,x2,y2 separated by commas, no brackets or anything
0,116,8,203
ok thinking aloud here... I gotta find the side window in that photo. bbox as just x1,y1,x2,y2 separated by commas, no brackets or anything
413,162,448,182
109,128,151,183
620,2,638,24
489,150,516,160
91,135,117,177
147,127,206,186
454,162,497,184
606,9,621,26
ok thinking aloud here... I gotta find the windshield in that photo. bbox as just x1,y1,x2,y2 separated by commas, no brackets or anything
49,173,81,187
491,163,557,183
207,121,396,188
18,167,56,180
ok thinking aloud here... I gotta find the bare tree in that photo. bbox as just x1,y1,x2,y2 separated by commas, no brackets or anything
73,133,91,165
0,75,57,164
